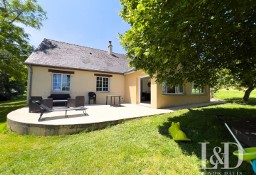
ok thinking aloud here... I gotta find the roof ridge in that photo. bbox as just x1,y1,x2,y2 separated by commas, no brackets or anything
44,38,125,56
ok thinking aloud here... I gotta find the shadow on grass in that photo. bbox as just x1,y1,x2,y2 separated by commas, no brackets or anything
158,107,256,174
223,97,256,105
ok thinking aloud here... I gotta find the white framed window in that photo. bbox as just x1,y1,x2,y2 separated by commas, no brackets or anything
52,74,71,92
191,82,205,94
162,83,184,94
96,77,109,92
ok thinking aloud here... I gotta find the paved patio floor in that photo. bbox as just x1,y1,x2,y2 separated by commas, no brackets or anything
7,100,225,136
8,104,174,125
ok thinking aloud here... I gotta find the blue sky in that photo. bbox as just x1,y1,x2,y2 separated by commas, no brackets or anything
24,0,130,54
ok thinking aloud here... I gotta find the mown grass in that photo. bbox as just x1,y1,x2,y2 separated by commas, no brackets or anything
0,91,256,174
214,88,256,105
0,95,26,133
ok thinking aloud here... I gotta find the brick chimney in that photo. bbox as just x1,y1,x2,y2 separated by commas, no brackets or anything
108,41,112,55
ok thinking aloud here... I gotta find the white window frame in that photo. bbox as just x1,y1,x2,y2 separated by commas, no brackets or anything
162,83,184,94
191,82,205,94
52,74,71,92
96,76,110,92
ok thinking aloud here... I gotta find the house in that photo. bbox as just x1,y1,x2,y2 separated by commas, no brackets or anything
25,39,210,109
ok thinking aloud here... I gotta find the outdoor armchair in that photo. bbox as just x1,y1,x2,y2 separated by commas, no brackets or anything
29,97,53,113
29,96,42,113
67,96,85,107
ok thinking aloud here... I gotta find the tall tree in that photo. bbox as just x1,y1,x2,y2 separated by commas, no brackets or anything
120,0,256,101
0,0,46,100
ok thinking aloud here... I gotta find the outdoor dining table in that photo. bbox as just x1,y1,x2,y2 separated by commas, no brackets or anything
106,95,121,106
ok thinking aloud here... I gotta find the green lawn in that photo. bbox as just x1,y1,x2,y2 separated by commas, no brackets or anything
214,88,256,105
0,91,256,174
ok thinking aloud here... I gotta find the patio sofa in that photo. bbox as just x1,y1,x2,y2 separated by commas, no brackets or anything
48,94,71,106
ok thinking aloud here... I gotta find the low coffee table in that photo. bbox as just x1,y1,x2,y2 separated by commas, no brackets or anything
53,100,68,106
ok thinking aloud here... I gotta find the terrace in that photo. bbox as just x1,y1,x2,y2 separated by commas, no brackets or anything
7,100,224,136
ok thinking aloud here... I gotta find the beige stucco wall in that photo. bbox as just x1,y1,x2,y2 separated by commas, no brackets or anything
30,66,125,104
124,70,148,104
124,70,210,109
30,66,210,108
155,83,210,108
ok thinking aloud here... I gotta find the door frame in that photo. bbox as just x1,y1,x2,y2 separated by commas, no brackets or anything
138,75,151,104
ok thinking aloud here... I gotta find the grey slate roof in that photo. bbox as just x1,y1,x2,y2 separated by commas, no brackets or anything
25,39,130,74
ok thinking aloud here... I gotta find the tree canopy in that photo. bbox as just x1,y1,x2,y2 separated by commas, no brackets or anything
120,0,256,101
0,0,46,100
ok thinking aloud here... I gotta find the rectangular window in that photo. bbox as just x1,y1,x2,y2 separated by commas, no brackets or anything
96,77,109,92
52,74,70,92
162,83,184,94
191,82,205,94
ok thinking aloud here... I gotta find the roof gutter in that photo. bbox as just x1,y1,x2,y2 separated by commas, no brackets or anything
25,63,127,75
124,68,135,75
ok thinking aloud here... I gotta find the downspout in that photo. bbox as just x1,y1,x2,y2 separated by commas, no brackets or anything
27,65,33,105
